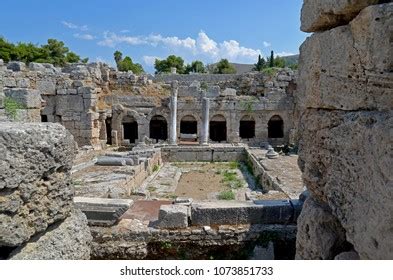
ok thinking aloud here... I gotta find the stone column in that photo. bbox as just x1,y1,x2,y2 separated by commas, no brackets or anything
200,97,210,145
169,80,178,145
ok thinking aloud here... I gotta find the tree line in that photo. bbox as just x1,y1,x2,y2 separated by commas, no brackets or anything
0,37,88,66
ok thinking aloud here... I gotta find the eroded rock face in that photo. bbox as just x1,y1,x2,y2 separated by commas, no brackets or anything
296,197,347,260
298,110,393,259
9,209,92,260
0,123,76,246
296,1,393,259
300,0,382,32
297,3,393,111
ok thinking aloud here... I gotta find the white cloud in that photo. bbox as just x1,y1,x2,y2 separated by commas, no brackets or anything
73,33,95,40
275,51,296,57
120,29,130,33
98,30,262,64
196,31,219,56
142,55,161,66
62,21,89,31
98,32,147,47
148,34,196,50
263,41,271,48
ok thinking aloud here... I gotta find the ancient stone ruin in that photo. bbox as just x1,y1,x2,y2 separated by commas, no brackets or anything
0,0,391,260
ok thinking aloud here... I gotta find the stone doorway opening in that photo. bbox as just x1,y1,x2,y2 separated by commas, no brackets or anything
122,116,138,143
239,115,255,139
150,115,168,142
210,114,227,142
268,115,284,138
105,117,112,145
180,115,197,134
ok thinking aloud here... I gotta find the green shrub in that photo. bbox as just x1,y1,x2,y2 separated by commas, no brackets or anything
218,190,235,200
152,164,160,172
4,97,25,120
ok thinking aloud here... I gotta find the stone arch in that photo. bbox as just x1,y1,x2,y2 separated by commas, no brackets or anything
210,114,227,142
149,115,168,142
268,115,284,138
239,115,255,139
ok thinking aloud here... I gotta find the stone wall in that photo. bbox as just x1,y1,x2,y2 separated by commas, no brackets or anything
0,123,92,259
0,60,297,148
295,1,393,259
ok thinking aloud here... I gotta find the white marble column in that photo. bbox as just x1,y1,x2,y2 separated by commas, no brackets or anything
169,80,178,145
200,97,210,145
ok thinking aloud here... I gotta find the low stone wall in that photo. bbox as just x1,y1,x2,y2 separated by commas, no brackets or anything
0,123,92,259
190,200,301,226
90,221,297,260
161,145,246,162
245,149,282,192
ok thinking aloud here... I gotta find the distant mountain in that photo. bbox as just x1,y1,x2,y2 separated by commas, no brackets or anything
208,54,299,74
282,54,299,66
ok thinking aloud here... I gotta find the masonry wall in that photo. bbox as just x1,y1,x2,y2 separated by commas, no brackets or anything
295,1,393,260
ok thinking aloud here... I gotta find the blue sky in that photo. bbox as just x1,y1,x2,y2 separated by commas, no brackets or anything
0,0,307,72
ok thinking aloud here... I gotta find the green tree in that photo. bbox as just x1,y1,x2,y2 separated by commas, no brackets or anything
117,55,144,74
114,50,123,67
213,59,236,74
273,56,286,68
154,55,185,74
268,50,274,68
185,60,205,74
253,54,266,71
0,37,87,65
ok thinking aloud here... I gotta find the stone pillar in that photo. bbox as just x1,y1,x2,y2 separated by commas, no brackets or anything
111,130,118,147
169,80,178,145
200,97,210,145
98,113,107,142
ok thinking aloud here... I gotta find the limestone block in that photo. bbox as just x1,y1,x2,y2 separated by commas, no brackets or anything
16,78,30,88
36,79,56,95
0,91,4,109
3,77,16,87
298,109,393,259
56,95,84,114
67,89,77,95
0,123,76,246
297,3,393,111
9,209,92,260
158,205,189,229
334,250,360,260
7,61,26,72
295,197,347,260
28,62,46,72
4,88,41,108
300,0,380,32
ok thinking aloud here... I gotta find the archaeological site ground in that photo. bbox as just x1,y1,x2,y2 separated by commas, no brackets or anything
0,0,392,261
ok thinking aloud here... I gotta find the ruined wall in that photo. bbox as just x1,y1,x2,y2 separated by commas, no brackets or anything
0,123,92,259
296,1,393,259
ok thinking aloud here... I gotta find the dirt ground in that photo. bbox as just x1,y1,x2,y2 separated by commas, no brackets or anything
174,166,227,200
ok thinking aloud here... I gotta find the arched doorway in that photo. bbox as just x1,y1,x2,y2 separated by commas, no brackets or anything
149,115,168,142
122,116,138,143
239,115,255,139
210,114,227,142
268,115,284,138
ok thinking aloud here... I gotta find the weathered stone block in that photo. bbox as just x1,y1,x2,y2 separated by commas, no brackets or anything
297,3,393,111
7,61,26,72
297,109,393,259
295,197,347,260
56,95,84,114
300,0,380,32
16,78,30,88
9,209,92,260
0,123,76,246
4,88,41,108
36,79,56,95
158,205,189,229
